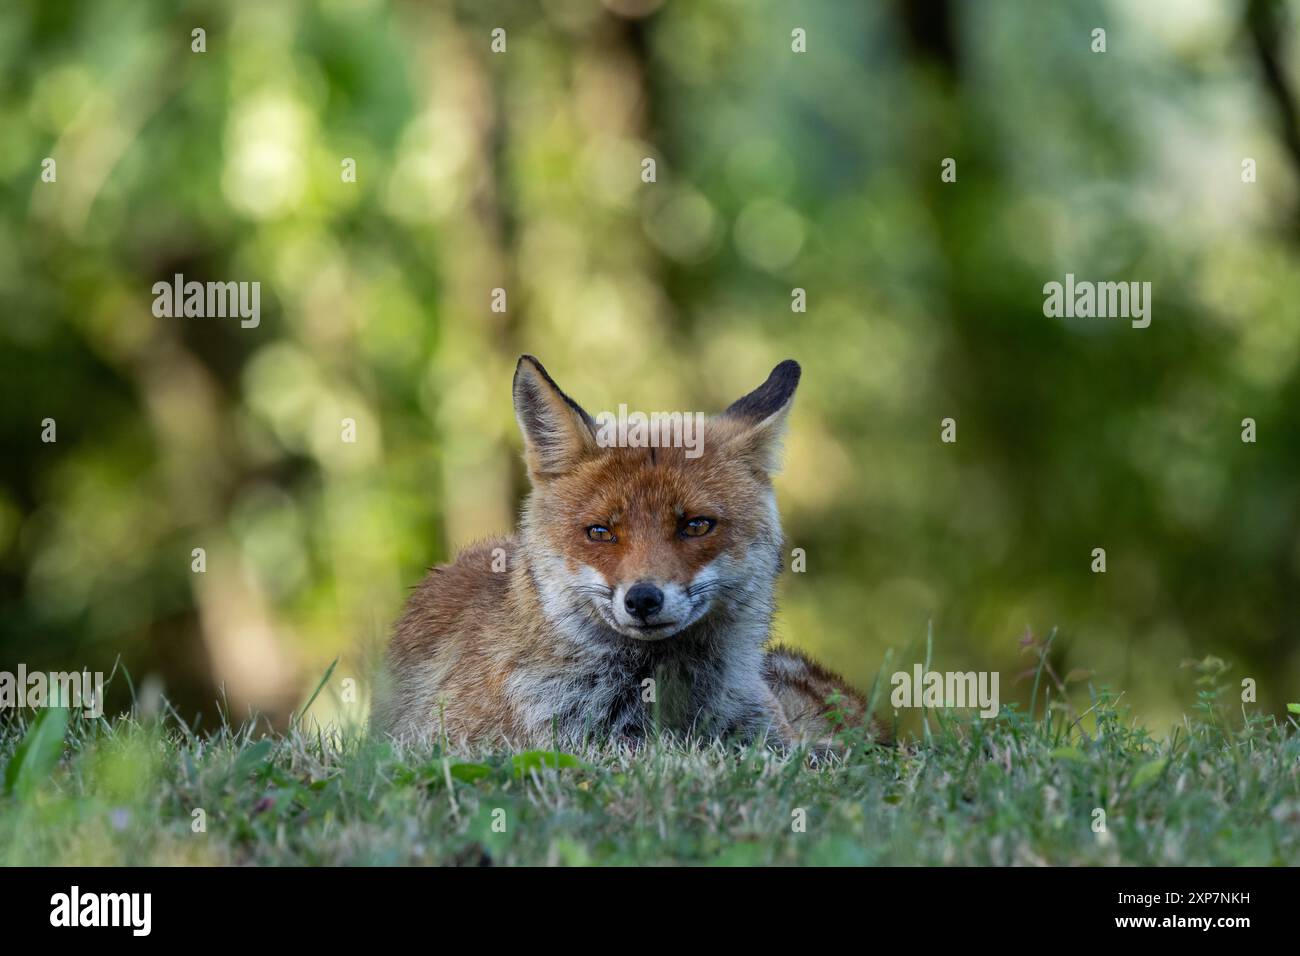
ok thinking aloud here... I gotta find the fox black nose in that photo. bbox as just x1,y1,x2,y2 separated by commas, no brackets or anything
624,582,664,620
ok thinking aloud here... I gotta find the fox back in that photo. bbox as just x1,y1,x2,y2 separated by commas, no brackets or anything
372,356,868,749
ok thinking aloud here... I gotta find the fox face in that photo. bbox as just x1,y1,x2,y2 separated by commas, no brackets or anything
513,356,800,646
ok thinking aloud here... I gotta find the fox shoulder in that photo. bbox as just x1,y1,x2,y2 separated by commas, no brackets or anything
388,536,516,666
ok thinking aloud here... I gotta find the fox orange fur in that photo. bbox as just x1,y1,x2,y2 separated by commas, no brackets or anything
371,356,873,750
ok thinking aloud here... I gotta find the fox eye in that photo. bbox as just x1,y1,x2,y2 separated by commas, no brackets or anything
680,517,715,538
586,525,616,542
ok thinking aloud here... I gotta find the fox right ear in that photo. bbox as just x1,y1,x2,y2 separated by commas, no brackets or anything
716,359,801,476
512,355,598,480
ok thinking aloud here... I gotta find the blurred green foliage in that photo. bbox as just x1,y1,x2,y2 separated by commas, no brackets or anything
1,0,1298,729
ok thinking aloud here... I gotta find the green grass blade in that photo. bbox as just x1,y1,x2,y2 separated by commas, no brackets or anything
4,707,70,798
296,657,339,725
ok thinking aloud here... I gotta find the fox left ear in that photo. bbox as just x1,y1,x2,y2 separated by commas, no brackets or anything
513,355,598,481
717,359,801,475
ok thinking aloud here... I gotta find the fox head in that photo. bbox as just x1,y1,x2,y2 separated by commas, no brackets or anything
512,355,799,643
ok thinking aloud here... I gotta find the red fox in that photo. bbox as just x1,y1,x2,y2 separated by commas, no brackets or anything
371,356,873,750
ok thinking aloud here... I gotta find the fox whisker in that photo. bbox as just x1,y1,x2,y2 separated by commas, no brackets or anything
568,584,614,599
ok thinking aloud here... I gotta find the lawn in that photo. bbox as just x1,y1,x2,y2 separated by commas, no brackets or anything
2,659,1297,866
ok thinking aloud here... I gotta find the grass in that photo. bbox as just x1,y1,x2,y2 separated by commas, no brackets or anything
1,655,1298,866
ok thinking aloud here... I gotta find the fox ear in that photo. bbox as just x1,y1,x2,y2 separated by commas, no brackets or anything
717,359,801,475
513,355,597,480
